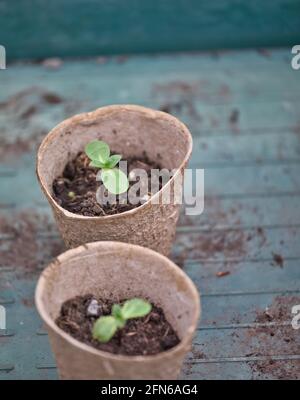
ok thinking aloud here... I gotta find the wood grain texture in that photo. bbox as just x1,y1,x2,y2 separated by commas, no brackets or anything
0,48,299,379
1,0,300,60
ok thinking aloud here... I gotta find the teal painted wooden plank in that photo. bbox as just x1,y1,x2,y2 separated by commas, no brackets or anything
34,342,300,380
1,218,298,271
191,132,300,167
1,72,296,103
174,226,300,262
0,276,59,380
1,51,300,160
180,359,300,380
2,51,300,106
201,165,300,195
1,154,300,208
1,214,299,275
198,292,300,327
7,263,296,326
185,259,300,294
179,195,300,228
191,329,299,360
1,193,299,229
0,364,15,372
1,0,300,60
1,50,299,103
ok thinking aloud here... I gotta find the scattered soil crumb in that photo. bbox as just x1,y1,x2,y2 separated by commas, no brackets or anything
22,298,35,307
229,109,239,124
116,55,129,64
96,56,108,65
183,346,207,376
154,81,198,95
0,211,64,276
257,49,272,58
256,226,267,246
216,271,230,278
191,347,206,360
0,87,83,161
41,58,63,69
249,296,300,379
175,198,248,271
176,227,246,262
271,253,284,268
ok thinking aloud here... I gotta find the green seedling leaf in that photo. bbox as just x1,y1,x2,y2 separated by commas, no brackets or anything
85,140,110,163
89,160,106,169
92,316,118,343
92,298,152,343
121,298,152,320
85,140,129,195
112,304,122,319
112,304,126,328
101,168,129,195
106,154,122,168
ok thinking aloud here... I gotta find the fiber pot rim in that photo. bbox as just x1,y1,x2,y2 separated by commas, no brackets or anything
36,104,193,221
35,241,201,362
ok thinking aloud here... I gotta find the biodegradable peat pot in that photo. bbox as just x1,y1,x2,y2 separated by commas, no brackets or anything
36,105,192,255
35,241,200,380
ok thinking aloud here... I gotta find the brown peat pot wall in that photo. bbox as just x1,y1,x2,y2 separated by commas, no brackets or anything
35,241,200,380
36,105,193,255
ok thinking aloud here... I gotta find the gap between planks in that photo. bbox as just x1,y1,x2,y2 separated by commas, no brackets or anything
1,222,300,241
34,355,300,370
200,289,300,297
192,126,300,138
0,364,15,372
1,191,300,212
177,223,300,233
197,321,293,331
1,158,300,177
1,289,297,308
189,354,300,364
189,159,300,169
185,256,300,264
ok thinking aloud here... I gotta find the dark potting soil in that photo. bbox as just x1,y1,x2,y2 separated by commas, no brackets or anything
56,294,180,356
52,152,163,216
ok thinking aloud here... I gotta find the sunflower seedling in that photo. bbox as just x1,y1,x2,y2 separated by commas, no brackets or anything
92,298,152,343
85,140,129,195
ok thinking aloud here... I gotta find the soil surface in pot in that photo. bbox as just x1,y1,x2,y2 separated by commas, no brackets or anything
56,294,180,356
52,152,163,216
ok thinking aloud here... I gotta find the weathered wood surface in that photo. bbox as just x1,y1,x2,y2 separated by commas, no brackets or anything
0,48,300,379
1,0,300,60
